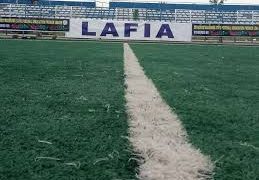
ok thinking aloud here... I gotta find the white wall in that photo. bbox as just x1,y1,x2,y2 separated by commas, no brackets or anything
66,19,192,42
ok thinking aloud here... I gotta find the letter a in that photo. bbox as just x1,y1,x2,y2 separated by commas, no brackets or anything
100,23,119,37
156,24,174,38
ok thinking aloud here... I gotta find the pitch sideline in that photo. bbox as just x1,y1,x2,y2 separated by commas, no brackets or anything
124,43,213,180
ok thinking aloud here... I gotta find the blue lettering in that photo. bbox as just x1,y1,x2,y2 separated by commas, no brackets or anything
100,23,119,37
82,22,96,36
156,24,174,38
144,24,151,37
124,23,138,37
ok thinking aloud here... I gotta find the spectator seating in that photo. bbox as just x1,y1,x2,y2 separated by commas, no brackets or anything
0,3,259,24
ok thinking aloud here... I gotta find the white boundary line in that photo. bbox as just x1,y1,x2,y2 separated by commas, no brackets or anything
124,43,213,180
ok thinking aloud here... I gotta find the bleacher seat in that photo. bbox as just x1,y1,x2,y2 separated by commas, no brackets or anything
0,2,259,24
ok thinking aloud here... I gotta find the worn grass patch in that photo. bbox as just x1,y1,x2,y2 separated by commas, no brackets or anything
131,44,259,180
0,40,137,180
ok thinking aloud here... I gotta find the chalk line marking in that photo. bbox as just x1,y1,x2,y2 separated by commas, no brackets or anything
124,43,213,180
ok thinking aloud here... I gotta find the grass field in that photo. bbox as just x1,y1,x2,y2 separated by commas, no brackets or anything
1,40,259,180
0,40,137,180
131,44,259,180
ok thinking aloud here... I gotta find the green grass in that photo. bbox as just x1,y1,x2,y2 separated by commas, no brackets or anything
131,44,259,180
0,40,137,180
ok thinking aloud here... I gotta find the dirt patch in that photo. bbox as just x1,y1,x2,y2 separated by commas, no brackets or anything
124,43,213,180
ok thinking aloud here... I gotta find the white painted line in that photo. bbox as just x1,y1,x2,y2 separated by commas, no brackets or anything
124,43,213,180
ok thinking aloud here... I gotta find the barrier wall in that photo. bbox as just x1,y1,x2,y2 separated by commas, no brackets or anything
3,16,258,40
66,19,192,42
193,24,259,37
0,17,69,31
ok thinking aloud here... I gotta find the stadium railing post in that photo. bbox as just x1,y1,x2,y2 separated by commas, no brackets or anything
252,11,254,24
8,3,11,16
174,9,177,22
189,10,192,22
70,6,73,18
236,11,239,24
219,36,223,43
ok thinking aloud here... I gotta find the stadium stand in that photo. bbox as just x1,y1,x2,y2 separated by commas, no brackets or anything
39,0,96,7
0,3,116,19
0,0,96,7
110,1,259,11
0,2,259,24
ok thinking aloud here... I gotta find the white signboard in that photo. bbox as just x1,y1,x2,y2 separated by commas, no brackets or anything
66,18,192,42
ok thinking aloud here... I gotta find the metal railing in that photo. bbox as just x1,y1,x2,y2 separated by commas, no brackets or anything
1,3,259,24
